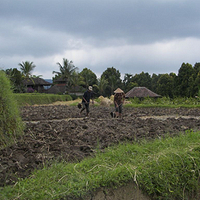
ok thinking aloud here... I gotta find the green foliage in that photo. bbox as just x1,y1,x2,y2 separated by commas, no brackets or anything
101,67,122,96
96,76,108,96
125,96,200,108
137,131,200,199
79,68,98,88
19,61,36,78
4,61,200,99
131,71,151,88
14,93,72,106
175,63,195,97
0,71,24,146
53,58,79,91
1,131,200,199
157,73,175,98
5,68,25,93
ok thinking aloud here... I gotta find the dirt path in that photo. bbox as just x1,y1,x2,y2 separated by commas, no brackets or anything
1,105,200,187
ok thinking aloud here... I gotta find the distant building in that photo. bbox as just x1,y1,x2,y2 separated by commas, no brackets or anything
23,78,52,93
125,87,161,99
47,78,84,96
47,77,68,94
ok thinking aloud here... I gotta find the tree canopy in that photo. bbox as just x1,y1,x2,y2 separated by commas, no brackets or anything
53,58,79,92
3,59,200,98
79,68,97,88
101,67,122,96
18,61,36,78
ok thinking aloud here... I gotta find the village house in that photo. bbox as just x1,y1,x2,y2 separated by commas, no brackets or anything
23,78,52,93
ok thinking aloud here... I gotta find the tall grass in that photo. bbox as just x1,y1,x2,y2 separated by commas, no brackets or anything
1,130,200,200
0,71,24,147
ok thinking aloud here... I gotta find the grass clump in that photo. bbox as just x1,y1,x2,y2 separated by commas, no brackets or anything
1,130,200,199
0,71,24,147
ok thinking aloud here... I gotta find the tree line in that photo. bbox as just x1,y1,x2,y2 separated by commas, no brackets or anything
2,59,200,98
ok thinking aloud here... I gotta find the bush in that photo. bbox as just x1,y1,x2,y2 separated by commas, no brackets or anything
0,71,24,147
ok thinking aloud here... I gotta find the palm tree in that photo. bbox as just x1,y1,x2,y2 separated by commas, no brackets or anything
53,58,78,92
18,61,36,78
97,76,108,96
109,75,118,95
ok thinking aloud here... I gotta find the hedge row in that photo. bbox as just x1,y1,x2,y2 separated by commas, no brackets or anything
14,93,72,106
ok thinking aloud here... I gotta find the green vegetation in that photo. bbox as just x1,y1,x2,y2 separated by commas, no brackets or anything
1,130,200,200
14,92,200,108
124,96,200,108
14,93,72,106
0,71,24,146
4,60,200,98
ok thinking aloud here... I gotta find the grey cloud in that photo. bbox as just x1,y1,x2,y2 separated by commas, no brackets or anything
1,0,200,79
2,1,200,44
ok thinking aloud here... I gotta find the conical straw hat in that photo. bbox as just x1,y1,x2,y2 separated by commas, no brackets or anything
114,88,124,93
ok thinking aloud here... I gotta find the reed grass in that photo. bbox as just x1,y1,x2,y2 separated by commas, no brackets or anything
0,71,24,147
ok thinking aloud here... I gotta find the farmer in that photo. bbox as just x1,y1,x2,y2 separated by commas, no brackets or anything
79,86,94,117
114,88,125,118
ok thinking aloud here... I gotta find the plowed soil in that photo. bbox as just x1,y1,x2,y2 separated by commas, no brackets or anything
1,104,200,187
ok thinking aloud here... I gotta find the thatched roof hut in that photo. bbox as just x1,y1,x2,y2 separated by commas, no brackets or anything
23,78,52,86
47,84,66,94
47,84,84,96
23,78,52,93
125,87,161,98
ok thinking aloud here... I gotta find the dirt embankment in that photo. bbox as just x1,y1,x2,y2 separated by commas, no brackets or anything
1,105,200,188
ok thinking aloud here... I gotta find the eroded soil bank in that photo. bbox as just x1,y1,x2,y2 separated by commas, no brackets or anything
82,181,150,200
1,105,200,194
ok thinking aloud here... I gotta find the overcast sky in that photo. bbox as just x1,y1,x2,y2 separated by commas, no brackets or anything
0,0,200,79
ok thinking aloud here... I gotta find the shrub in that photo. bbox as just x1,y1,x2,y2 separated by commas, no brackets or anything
0,71,24,147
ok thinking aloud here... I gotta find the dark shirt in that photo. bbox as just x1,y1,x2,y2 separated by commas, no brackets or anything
114,93,125,105
82,90,93,103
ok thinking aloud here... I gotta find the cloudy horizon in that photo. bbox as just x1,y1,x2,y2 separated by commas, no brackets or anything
0,0,200,79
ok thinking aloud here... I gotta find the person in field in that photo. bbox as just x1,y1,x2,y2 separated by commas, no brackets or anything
79,86,94,117
113,88,125,118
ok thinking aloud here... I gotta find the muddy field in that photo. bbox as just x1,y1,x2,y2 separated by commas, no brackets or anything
1,105,200,187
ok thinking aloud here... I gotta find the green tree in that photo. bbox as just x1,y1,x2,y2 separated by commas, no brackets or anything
187,75,195,97
157,74,174,98
126,82,138,93
18,61,36,78
131,72,151,88
96,76,108,96
192,62,200,96
79,68,97,88
194,71,200,97
151,73,160,93
0,70,24,146
53,58,78,92
175,63,194,97
68,71,82,91
5,68,25,93
123,73,133,92
101,67,122,96
193,62,200,75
